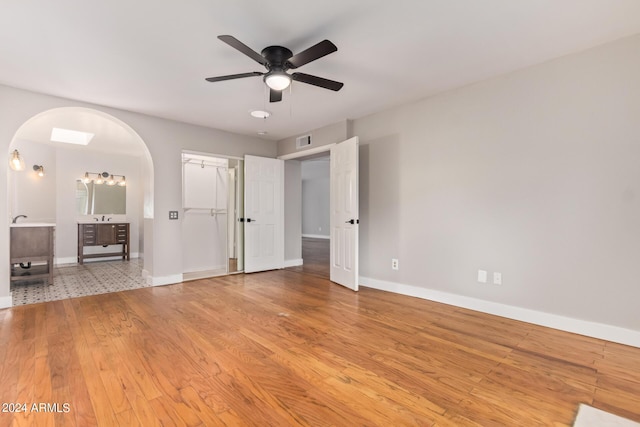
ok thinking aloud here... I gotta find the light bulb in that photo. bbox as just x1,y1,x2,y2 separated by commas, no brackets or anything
106,174,116,186
118,176,126,187
9,150,25,171
81,172,91,184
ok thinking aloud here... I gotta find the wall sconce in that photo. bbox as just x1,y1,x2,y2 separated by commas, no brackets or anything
33,165,45,177
9,149,25,171
81,171,126,186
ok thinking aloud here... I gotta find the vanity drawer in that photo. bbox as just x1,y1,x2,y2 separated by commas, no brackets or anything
116,225,128,243
81,224,96,244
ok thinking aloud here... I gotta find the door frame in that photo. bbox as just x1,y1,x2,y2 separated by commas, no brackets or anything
181,150,245,280
279,140,359,290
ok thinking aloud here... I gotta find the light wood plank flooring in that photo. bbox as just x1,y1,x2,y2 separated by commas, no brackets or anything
0,270,639,426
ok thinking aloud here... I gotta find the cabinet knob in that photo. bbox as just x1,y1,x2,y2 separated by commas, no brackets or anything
112,225,115,228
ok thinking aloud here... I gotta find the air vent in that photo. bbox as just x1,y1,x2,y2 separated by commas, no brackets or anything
296,134,312,149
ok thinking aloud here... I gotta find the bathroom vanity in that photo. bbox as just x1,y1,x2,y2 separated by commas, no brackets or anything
10,223,55,285
77,222,130,265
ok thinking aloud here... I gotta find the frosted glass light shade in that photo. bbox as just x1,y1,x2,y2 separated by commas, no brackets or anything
265,73,291,91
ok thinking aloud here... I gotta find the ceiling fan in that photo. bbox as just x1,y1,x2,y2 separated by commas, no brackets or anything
205,35,344,102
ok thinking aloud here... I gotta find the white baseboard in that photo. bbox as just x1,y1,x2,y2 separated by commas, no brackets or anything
143,271,183,287
182,266,227,282
0,295,12,309
302,234,330,239
284,258,304,268
56,252,140,266
360,277,640,348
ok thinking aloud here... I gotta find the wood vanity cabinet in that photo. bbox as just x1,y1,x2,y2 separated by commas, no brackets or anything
10,225,55,285
77,223,130,265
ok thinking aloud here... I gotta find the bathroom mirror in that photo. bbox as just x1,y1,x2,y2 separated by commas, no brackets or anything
76,180,126,215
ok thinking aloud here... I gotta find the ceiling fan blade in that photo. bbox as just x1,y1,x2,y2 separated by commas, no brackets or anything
218,35,267,66
269,89,283,103
205,71,263,83
287,40,337,69
291,72,344,91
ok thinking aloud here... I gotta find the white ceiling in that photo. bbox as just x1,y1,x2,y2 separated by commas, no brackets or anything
1,1,640,141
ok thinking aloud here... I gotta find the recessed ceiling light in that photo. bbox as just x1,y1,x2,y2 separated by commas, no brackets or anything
50,127,95,145
250,110,271,119
257,131,268,136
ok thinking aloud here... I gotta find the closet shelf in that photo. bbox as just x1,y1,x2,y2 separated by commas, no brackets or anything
184,207,228,216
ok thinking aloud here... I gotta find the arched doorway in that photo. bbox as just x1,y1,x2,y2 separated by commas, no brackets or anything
7,107,154,304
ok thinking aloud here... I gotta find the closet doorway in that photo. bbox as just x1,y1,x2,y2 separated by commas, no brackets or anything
181,152,244,280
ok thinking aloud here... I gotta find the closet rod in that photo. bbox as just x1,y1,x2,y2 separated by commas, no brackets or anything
182,159,228,169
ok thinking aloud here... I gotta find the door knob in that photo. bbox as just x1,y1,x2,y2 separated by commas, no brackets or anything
345,219,359,224
246,218,256,223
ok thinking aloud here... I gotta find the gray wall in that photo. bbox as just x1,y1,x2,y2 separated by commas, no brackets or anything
352,34,640,332
284,160,302,263
301,159,330,238
278,120,348,157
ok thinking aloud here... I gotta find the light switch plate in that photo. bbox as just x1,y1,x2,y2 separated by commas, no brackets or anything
477,270,487,283
493,272,502,285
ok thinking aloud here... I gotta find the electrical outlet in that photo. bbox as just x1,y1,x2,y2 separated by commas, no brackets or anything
169,211,179,220
391,259,399,270
493,272,502,285
477,270,487,283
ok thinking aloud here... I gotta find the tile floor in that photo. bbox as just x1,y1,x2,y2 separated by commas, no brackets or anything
10,259,149,306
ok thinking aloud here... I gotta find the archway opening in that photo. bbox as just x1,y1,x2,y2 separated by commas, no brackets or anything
7,107,154,304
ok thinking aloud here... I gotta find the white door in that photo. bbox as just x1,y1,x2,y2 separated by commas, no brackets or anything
244,155,284,273
330,137,359,290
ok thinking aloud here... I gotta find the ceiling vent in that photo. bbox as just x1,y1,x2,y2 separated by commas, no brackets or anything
296,134,312,149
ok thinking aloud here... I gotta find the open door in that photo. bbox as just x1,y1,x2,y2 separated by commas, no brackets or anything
244,155,284,273
330,137,359,290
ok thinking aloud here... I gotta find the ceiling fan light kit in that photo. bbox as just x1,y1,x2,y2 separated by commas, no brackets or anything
264,72,291,91
206,35,343,103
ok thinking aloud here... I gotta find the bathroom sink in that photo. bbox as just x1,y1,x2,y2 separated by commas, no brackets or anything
10,223,56,227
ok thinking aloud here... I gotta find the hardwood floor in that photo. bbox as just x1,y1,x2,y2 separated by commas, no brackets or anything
286,237,330,279
1,269,639,426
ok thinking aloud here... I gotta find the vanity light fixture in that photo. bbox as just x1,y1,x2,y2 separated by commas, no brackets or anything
9,149,25,171
33,165,45,177
81,171,126,186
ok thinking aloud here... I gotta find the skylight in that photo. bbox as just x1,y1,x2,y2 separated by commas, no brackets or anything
50,127,95,145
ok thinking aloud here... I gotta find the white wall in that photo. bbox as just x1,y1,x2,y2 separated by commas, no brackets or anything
1,84,276,303
301,159,330,238
349,34,640,341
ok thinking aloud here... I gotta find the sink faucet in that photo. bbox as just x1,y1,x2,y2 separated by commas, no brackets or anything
101,215,105,221
12,215,27,224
